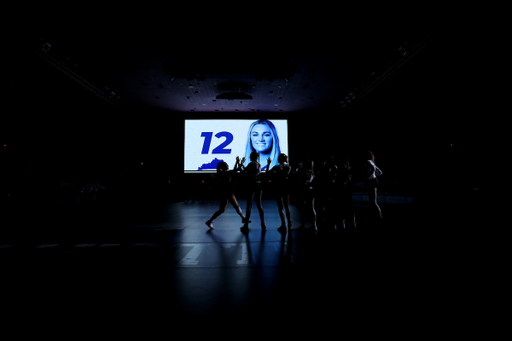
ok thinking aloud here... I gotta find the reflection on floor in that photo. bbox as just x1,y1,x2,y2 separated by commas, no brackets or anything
2,197,474,333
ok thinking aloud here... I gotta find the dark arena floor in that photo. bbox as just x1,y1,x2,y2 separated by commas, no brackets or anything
1,190,486,335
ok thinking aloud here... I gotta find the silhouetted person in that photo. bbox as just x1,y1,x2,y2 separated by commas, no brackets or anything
293,159,317,230
316,155,337,229
363,151,383,220
335,157,356,229
267,153,292,231
205,158,247,229
240,151,266,232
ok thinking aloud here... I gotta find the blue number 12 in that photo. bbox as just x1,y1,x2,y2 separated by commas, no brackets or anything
200,132,213,154
201,132,233,154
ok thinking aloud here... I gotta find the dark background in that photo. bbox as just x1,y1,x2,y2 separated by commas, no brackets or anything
1,9,492,209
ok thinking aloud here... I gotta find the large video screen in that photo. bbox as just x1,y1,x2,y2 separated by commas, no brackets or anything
184,119,288,173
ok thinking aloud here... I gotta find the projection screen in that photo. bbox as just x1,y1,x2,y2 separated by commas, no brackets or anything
184,119,288,173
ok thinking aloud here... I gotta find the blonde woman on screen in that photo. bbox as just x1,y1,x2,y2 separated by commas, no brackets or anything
243,119,281,171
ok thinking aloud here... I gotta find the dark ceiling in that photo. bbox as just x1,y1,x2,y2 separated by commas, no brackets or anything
4,8,494,191
12,7,437,115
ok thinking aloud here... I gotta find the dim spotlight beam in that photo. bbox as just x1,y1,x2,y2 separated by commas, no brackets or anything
32,43,120,106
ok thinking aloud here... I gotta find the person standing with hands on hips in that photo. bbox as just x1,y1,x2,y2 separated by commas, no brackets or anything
240,151,266,232
363,151,383,220
293,159,317,230
267,153,292,231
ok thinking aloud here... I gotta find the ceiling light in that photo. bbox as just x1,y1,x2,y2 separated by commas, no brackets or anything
42,42,51,52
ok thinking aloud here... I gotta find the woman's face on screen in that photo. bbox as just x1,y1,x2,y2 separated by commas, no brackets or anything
251,124,273,154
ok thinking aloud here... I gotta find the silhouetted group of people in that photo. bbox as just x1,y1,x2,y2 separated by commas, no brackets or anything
205,150,383,232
